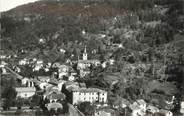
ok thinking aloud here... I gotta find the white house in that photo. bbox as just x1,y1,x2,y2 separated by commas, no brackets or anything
59,48,66,54
15,87,36,98
129,99,147,116
46,102,63,111
44,68,50,72
136,99,147,112
13,66,21,73
72,88,107,105
1,67,7,74
180,101,184,114
52,62,61,68
19,58,29,65
109,59,115,65
21,78,34,87
129,104,144,116
58,80,66,91
79,68,91,78
146,105,159,114
39,82,52,90
0,55,6,59
77,60,91,70
37,76,50,82
39,38,46,44
33,64,44,71
58,65,70,79
68,75,75,81
102,62,108,68
37,60,43,64
22,78,29,85
58,65,69,72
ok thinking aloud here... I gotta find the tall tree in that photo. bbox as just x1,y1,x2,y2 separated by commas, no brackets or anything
2,86,17,110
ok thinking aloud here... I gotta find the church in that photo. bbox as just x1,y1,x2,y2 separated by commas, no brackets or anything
77,46,101,70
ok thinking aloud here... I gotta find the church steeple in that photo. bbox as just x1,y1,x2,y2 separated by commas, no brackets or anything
83,45,88,60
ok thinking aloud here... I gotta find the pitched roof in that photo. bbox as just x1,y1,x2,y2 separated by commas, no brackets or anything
48,78,58,85
147,105,159,113
43,86,60,96
79,83,86,88
15,87,36,92
129,104,140,110
136,99,146,105
37,76,50,81
47,103,63,110
72,87,107,93
47,93,66,100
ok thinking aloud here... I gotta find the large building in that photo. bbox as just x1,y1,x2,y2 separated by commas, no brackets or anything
15,77,36,98
15,87,36,98
180,101,184,115
71,87,107,105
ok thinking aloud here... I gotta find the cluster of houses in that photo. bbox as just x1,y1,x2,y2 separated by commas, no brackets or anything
0,47,106,113
128,99,173,116
1,46,183,116
76,46,101,77
181,100,184,115
18,58,52,72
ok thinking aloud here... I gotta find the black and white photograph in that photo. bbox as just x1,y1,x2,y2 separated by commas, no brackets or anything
0,0,184,116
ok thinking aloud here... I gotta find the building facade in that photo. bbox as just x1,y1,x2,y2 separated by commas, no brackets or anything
72,88,107,105
15,87,36,98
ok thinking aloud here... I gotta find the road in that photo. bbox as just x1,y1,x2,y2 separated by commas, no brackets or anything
68,103,84,116
4,66,23,80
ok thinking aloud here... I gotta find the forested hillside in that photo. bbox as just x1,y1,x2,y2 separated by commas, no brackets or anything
0,0,183,113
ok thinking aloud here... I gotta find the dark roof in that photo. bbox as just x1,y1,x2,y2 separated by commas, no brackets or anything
47,93,66,100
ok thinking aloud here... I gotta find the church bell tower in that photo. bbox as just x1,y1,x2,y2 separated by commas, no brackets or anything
83,46,88,60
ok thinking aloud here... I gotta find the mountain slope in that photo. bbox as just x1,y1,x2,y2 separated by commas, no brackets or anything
7,0,125,17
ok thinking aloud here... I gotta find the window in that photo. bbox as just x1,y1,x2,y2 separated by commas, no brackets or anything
25,94,27,97
84,98,86,100
84,93,86,95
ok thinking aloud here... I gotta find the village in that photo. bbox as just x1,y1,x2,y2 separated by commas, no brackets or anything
0,45,183,116
1,0,184,116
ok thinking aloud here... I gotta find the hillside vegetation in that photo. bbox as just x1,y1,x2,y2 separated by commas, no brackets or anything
0,0,184,112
